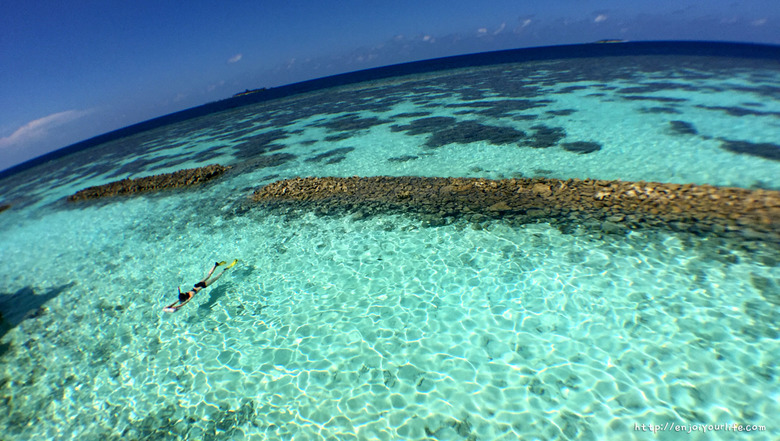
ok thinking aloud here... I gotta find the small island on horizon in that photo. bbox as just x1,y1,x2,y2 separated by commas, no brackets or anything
233,88,268,98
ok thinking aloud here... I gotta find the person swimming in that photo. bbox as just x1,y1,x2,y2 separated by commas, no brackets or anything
163,260,238,312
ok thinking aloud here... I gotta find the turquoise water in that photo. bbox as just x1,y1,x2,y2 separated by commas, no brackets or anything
1,53,779,440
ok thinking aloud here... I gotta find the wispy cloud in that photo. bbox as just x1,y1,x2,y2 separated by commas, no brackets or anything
227,53,243,64
0,109,90,150
207,80,226,93
594,14,608,23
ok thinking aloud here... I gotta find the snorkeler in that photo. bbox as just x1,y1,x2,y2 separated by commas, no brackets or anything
163,260,238,312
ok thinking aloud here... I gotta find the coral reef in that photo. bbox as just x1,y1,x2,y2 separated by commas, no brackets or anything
253,176,780,245
305,147,355,164
669,120,698,136
525,125,566,148
561,141,602,154
67,164,230,202
720,139,780,161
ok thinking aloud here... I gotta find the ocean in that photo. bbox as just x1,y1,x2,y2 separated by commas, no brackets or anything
0,41,778,440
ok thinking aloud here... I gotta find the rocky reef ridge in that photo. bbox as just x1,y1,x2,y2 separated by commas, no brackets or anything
67,164,229,202
253,176,780,244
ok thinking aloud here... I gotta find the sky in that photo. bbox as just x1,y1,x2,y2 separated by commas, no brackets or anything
1,1,778,170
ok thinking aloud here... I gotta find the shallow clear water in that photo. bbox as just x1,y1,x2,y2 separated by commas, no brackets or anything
1,53,779,440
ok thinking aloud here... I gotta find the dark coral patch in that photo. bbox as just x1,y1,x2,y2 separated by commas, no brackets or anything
232,130,289,159
148,157,195,171
317,114,388,132
557,85,589,93
533,168,555,176
524,125,566,148
561,141,602,154
751,274,780,306
639,106,681,115
388,155,419,162
424,121,526,149
105,157,173,179
305,147,355,164
324,133,354,142
234,143,286,160
617,82,698,94
696,105,780,118
546,109,577,116
720,140,780,161
669,120,698,136
621,95,688,103
446,99,551,118
326,156,348,165
390,116,457,136
392,112,431,119
0,203,10,213
231,153,298,174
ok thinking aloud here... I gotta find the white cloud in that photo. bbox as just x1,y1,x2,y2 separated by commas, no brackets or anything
0,110,90,150
227,53,243,64
207,80,226,93
751,18,767,26
494,23,506,35
594,14,608,23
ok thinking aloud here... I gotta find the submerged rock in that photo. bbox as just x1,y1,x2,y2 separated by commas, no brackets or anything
252,176,780,246
669,120,698,136
561,141,602,154
525,125,566,148
720,139,780,161
305,147,355,163
424,120,526,148
750,273,780,306
67,164,230,202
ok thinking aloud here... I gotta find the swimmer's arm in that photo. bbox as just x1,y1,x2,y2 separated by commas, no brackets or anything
163,287,191,312
163,298,191,312
163,302,181,313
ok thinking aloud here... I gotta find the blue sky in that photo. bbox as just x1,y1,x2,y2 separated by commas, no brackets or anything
1,1,778,170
